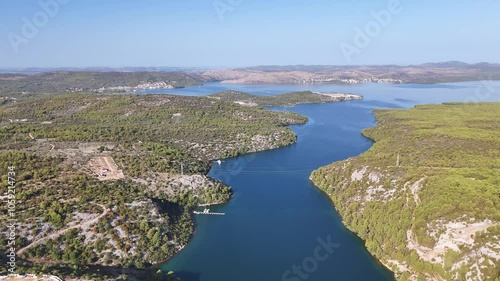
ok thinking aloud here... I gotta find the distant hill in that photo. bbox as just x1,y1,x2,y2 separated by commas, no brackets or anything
0,71,202,98
417,61,474,68
240,62,500,71
202,62,500,84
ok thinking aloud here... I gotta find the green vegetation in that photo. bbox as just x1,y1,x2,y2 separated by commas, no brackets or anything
0,93,308,280
0,150,197,280
209,90,362,107
311,103,500,281
0,71,202,98
0,252,182,281
0,93,305,159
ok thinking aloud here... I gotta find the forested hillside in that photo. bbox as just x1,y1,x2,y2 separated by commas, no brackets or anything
0,71,202,98
311,103,500,281
0,93,307,280
209,90,362,107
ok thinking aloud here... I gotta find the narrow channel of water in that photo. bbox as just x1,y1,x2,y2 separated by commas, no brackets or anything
159,81,500,281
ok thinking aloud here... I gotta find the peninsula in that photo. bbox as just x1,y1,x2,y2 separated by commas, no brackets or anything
0,86,359,280
209,90,362,107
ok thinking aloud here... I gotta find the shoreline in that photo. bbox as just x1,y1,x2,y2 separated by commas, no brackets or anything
157,133,303,270
197,201,226,207
308,176,397,280
307,115,397,279
156,97,374,274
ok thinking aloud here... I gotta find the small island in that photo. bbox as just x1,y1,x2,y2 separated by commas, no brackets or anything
311,102,500,281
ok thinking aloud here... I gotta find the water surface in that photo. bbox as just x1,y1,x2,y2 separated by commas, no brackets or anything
159,81,500,281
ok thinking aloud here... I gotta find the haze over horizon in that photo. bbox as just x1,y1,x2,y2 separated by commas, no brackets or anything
1,61,500,72
1,0,500,68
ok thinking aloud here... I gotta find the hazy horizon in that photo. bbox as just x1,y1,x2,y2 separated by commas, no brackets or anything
1,0,500,68
1,61,499,71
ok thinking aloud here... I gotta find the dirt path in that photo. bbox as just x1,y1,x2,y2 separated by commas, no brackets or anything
103,157,114,169
17,204,108,256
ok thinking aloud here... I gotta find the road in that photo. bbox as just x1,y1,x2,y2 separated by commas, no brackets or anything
16,204,108,256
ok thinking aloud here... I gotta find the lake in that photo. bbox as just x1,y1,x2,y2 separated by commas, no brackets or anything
155,81,500,281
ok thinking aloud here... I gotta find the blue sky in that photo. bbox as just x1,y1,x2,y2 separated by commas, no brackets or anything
0,0,499,67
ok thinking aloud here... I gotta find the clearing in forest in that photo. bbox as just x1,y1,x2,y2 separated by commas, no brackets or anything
86,155,124,180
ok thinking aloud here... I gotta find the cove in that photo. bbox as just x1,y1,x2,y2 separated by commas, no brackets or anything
158,81,500,281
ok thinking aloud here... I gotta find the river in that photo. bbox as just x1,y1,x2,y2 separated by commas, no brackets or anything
151,81,500,281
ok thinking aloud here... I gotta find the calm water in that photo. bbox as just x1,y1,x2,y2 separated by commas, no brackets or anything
157,81,500,281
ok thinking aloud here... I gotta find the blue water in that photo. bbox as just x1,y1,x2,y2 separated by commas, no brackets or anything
158,81,500,281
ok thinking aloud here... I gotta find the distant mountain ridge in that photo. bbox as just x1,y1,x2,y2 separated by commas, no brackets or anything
238,61,500,71
1,61,499,74
2,62,500,99
201,62,500,84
